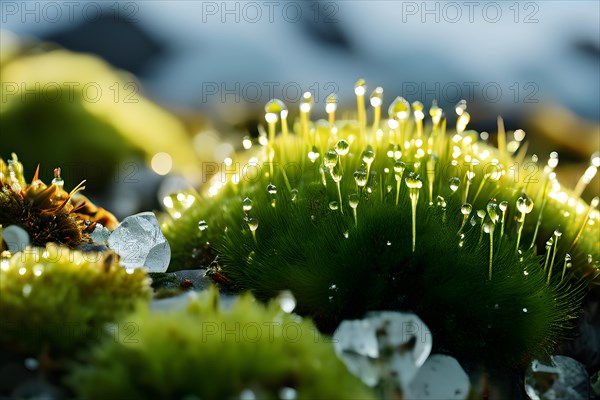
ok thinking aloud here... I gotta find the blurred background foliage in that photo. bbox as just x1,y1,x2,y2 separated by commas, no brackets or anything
1,0,598,216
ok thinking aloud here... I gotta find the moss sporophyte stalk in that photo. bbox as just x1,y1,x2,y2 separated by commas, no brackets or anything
163,80,599,367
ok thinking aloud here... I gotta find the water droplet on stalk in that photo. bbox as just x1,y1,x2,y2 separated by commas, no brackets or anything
335,139,350,156
278,290,296,313
242,198,253,213
449,177,460,193
405,173,423,252
324,150,338,169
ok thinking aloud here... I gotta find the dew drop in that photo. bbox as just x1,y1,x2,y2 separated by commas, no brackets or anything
516,194,534,214
461,203,473,215
242,197,253,212
455,99,467,115
449,177,460,192
477,209,486,219
324,150,338,169
394,161,406,175
369,87,384,107
278,290,296,313
198,220,208,231
325,93,338,114
405,173,423,189
487,201,499,224
300,92,313,112
334,139,350,156
348,193,359,209
22,283,32,297
393,146,402,160
436,196,447,208
343,231,349,238
328,201,339,211
522,308,528,313
388,96,411,121
264,98,286,117
308,146,320,163
429,100,443,123
592,151,600,168
548,151,559,169
386,143,395,159
456,113,471,134
33,264,44,277
331,166,343,183
51,167,64,188
242,136,252,150
290,189,298,202
245,218,259,232
412,100,424,120
354,170,368,187
362,148,375,164
354,78,367,96
483,223,492,234
554,228,562,237
498,201,508,212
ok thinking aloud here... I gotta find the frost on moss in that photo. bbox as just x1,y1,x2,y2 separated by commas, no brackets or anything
0,245,151,356
67,289,375,400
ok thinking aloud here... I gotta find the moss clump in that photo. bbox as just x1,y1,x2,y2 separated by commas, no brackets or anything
0,245,151,356
163,83,598,368
1,153,119,248
67,289,374,400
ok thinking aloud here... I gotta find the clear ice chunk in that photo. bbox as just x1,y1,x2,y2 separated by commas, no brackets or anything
107,212,171,272
404,354,469,400
2,225,30,253
333,311,432,390
90,223,111,243
525,355,589,400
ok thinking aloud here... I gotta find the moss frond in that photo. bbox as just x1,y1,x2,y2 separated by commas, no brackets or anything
163,83,598,367
0,245,151,355
67,288,375,400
